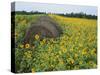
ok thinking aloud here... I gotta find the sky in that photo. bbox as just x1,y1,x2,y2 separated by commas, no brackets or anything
12,2,97,15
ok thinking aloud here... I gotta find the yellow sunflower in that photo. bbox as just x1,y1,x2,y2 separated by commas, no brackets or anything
25,43,30,48
35,34,39,40
31,68,35,73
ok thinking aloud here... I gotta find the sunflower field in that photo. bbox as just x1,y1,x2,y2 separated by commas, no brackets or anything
14,14,97,73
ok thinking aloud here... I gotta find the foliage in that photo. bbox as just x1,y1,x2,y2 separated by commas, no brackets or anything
14,14,97,73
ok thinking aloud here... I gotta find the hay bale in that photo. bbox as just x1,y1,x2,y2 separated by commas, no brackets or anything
23,16,62,44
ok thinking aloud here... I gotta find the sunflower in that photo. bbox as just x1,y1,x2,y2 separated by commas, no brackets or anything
31,68,35,73
35,34,40,40
25,43,30,48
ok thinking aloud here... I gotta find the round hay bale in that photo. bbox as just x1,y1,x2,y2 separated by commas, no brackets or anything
23,16,62,44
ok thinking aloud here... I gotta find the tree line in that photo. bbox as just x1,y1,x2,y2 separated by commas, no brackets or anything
12,11,97,19
58,12,97,19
